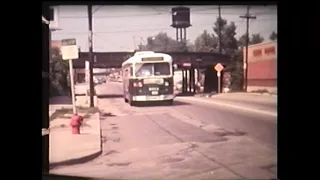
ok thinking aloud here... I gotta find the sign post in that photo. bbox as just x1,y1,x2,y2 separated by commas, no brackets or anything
85,61,90,104
61,38,79,114
214,63,224,94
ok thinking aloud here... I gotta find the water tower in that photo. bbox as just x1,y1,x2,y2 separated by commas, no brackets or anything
171,6,191,44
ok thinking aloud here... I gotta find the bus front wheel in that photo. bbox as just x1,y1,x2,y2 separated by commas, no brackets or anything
124,98,128,103
129,100,136,106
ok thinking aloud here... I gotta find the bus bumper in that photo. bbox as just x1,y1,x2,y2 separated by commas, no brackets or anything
132,94,175,101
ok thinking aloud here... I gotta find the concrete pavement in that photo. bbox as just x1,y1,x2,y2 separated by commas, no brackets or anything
74,83,88,95
50,84,277,179
49,96,102,169
95,82,123,97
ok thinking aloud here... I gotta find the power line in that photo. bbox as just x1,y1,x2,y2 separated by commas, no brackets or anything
60,12,166,19
92,5,103,14
193,11,276,15
60,11,276,19
53,19,275,35
59,7,276,19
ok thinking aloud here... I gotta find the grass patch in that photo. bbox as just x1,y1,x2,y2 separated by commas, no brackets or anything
50,106,101,121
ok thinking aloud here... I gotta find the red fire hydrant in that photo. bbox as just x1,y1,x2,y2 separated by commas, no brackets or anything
70,114,83,134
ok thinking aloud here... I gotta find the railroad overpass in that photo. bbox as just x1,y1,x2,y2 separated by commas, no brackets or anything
73,51,230,68
73,51,231,94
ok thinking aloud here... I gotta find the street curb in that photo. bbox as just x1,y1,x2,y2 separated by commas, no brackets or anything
49,150,102,169
177,97,277,117
49,108,103,169
242,92,277,97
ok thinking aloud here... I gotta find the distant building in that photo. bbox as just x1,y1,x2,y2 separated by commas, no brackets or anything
243,41,277,93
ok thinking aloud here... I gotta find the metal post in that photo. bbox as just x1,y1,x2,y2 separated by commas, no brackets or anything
217,71,221,94
85,61,89,104
69,59,77,114
88,5,95,107
176,28,179,41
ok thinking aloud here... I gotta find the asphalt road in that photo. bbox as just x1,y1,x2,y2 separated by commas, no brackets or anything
51,82,277,180
95,82,276,147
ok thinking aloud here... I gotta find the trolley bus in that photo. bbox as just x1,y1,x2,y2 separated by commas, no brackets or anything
122,51,175,106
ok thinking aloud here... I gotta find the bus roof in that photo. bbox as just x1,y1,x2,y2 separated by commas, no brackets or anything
122,52,172,67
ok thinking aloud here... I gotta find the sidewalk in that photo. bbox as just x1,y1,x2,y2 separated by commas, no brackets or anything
197,92,277,103
49,96,101,169
177,96,277,117
49,112,102,169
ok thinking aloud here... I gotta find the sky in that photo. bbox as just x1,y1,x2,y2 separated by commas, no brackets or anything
51,5,277,52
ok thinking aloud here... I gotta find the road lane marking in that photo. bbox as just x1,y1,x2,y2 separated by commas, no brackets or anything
176,97,277,117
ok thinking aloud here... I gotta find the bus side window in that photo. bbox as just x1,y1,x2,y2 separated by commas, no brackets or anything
124,69,129,77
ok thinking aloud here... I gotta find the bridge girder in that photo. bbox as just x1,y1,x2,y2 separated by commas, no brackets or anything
73,51,231,69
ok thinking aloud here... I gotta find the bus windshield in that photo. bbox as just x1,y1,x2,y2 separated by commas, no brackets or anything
135,62,171,77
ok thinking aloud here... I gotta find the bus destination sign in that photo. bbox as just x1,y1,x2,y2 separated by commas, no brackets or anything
141,57,164,61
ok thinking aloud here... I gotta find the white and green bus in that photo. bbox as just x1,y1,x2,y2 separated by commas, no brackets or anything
122,51,175,106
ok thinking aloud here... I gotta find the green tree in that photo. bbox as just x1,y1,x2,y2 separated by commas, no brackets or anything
269,31,277,41
194,30,218,52
251,33,264,44
213,18,238,54
212,17,243,91
238,33,265,47
139,32,192,52
238,33,249,47
49,47,70,97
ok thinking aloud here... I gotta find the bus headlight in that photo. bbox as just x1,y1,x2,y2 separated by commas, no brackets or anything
133,82,143,87
164,82,169,86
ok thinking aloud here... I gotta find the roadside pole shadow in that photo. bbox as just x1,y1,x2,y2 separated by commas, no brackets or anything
101,112,116,117
49,151,102,170
133,100,191,107
97,94,123,98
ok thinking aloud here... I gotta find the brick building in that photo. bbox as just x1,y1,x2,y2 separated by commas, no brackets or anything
243,41,277,93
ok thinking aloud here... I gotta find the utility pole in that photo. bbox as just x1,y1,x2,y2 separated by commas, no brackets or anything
240,6,256,92
88,5,95,107
218,5,222,53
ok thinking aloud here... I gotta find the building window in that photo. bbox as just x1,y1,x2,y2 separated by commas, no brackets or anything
264,46,276,55
253,49,262,57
